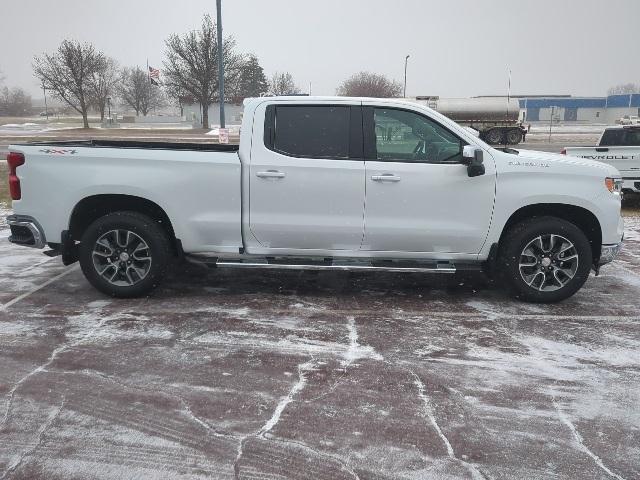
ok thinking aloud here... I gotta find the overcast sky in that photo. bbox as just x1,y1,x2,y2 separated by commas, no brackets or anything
1,0,639,99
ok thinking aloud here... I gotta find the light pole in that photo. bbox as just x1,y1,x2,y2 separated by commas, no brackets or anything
216,0,225,129
42,83,49,120
107,97,111,121
403,55,410,98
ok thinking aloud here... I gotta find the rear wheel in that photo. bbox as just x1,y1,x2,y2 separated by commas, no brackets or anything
79,211,171,298
506,128,523,144
484,128,504,144
498,217,592,303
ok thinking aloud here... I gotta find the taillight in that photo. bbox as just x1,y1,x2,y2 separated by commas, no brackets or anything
7,152,25,200
560,148,566,155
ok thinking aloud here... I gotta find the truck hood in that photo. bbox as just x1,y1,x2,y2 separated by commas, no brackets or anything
511,148,621,177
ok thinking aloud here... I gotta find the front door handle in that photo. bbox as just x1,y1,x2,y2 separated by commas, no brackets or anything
256,170,286,179
371,174,401,182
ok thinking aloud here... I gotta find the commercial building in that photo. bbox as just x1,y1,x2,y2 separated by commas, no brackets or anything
516,94,640,124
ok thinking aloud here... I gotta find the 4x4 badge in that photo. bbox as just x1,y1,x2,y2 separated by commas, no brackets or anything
39,149,78,154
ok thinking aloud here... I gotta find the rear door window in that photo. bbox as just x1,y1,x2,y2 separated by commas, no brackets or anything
600,129,625,146
271,105,351,159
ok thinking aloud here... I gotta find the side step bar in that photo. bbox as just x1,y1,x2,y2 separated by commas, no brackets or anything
187,255,457,274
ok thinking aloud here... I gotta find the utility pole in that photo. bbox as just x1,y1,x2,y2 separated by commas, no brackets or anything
216,0,225,128
403,55,410,98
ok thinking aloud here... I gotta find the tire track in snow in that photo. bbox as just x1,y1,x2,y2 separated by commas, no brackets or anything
0,397,65,480
553,401,627,480
412,372,487,480
0,303,110,430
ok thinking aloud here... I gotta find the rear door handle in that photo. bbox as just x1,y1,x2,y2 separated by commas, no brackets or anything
371,174,401,182
256,170,286,179
595,147,609,152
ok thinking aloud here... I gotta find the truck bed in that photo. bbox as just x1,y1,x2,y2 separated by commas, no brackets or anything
16,139,240,152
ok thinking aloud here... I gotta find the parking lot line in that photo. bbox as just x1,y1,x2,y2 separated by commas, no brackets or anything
0,265,79,311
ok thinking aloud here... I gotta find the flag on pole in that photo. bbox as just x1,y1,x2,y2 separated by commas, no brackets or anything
149,66,160,86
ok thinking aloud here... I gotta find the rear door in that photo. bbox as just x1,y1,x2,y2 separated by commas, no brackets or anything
248,102,365,251
361,105,496,254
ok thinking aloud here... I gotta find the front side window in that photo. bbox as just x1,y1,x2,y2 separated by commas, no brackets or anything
373,108,463,163
272,105,350,158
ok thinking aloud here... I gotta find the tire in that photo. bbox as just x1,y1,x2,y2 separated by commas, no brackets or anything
497,217,592,303
506,128,522,145
484,128,504,145
79,211,171,298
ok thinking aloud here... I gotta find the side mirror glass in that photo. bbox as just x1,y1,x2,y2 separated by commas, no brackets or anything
462,146,485,177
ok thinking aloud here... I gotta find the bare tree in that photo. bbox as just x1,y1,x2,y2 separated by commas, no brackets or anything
119,67,166,116
268,72,301,96
336,71,402,98
607,83,640,95
33,40,105,128
163,15,243,129
0,87,32,116
88,57,119,121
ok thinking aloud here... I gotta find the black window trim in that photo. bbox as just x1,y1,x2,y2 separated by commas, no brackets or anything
263,104,363,161
363,105,468,164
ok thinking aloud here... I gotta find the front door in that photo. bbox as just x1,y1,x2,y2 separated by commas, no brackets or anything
361,106,496,254
249,103,365,251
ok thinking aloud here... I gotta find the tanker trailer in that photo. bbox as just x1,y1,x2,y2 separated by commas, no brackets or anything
410,96,528,145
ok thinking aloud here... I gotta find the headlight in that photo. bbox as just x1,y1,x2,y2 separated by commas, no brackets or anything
605,177,623,194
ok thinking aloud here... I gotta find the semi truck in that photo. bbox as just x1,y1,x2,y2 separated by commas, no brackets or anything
410,96,528,145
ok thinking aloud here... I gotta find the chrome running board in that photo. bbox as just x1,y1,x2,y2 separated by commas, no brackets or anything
187,255,457,274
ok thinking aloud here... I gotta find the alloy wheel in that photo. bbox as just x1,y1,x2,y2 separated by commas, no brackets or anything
518,234,579,292
92,229,152,286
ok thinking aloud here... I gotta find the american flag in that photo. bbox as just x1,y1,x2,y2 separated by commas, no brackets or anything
148,66,160,85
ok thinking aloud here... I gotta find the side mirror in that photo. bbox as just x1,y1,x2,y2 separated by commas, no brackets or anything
462,145,485,177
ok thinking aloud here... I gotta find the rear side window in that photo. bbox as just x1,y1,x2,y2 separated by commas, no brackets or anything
600,129,625,146
270,105,350,158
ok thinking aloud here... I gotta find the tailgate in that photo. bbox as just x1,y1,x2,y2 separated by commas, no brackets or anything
565,146,640,176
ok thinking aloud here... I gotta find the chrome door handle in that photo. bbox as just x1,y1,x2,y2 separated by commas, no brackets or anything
371,174,401,182
256,170,286,179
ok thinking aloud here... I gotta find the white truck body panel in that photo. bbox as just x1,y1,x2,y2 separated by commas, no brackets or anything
8,97,623,267
9,146,242,251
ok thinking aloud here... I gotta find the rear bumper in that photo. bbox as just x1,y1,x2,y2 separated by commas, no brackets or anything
6,215,46,249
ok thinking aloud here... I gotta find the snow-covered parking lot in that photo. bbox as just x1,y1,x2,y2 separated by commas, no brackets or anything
0,211,639,480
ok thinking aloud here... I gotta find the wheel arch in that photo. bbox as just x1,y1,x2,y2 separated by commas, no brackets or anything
499,203,602,262
68,194,180,254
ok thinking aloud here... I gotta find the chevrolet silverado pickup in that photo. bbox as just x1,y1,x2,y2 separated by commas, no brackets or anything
6,97,624,302
563,125,640,193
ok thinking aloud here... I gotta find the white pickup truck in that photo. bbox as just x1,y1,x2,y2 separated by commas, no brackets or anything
6,97,624,302
563,125,640,193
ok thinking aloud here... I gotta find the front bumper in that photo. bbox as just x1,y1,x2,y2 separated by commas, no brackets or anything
6,215,46,249
598,238,623,266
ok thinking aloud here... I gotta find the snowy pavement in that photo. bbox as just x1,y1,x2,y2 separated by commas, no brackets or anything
0,210,639,479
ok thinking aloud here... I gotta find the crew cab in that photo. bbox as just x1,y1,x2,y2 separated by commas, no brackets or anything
6,97,624,302
562,125,640,193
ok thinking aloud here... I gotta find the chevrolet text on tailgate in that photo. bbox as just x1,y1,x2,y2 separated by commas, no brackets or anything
5,97,624,302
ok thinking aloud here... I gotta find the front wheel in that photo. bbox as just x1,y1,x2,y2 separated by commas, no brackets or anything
484,128,504,144
498,217,592,303
79,211,171,298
